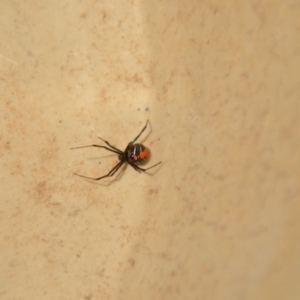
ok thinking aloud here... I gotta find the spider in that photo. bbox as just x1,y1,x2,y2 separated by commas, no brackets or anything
71,120,161,181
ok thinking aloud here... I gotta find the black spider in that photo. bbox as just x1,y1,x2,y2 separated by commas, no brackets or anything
71,120,161,180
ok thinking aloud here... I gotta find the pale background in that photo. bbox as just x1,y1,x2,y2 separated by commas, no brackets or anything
1,1,299,299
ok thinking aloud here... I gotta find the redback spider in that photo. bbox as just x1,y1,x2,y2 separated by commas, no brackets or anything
71,120,161,181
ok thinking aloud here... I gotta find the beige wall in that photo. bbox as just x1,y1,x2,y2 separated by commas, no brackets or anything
1,1,299,299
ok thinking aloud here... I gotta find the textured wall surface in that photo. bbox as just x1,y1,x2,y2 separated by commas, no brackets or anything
1,1,299,299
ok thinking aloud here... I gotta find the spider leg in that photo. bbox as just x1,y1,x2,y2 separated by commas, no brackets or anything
127,161,142,172
70,144,122,155
128,161,162,172
97,137,123,153
131,120,149,144
74,160,125,181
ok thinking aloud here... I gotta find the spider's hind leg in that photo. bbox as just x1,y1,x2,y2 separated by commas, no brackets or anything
128,160,161,172
74,160,125,181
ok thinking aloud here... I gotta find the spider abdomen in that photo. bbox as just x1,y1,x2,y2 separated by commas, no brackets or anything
127,143,149,164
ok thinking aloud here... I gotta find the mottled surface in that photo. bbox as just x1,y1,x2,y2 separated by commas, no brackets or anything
1,1,299,299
